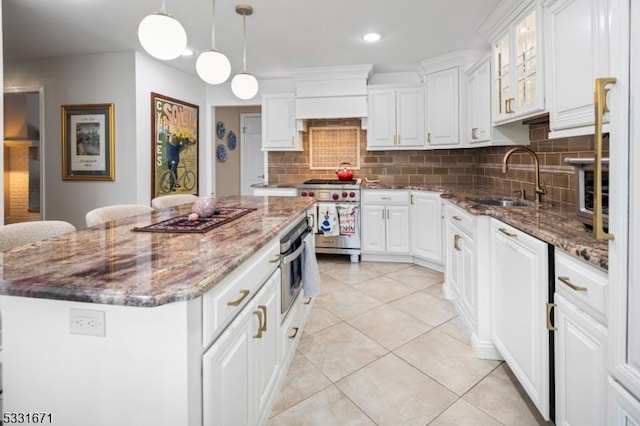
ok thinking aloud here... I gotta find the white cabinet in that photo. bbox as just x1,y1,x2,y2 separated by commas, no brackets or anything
410,191,443,265
361,190,410,254
261,93,304,151
466,57,492,144
492,3,545,124
489,219,550,420
203,269,281,426
367,86,426,150
544,0,610,137
425,67,460,147
444,202,476,328
554,293,608,426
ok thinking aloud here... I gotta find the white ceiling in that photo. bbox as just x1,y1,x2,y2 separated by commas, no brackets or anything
2,0,502,80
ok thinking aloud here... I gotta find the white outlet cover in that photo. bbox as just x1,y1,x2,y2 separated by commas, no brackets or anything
69,308,106,337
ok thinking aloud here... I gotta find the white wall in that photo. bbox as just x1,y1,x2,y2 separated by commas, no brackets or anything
3,52,209,228
134,53,208,201
4,53,137,228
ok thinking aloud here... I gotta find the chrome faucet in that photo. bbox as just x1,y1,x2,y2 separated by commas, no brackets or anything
502,146,547,203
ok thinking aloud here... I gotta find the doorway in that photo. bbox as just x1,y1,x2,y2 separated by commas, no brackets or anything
3,88,44,224
240,113,265,195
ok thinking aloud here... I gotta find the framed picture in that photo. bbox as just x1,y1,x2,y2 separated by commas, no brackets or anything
151,92,199,198
61,103,115,180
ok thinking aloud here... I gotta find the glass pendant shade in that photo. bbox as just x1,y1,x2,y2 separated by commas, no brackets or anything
138,11,187,60
196,49,231,84
231,72,259,100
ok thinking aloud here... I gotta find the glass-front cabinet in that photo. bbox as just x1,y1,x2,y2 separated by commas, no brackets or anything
492,3,544,124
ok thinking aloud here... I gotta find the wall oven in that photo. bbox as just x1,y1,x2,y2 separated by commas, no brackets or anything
565,157,609,228
279,218,311,318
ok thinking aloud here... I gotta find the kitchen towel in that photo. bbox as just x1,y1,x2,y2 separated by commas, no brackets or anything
318,204,339,236
337,205,356,235
302,232,321,298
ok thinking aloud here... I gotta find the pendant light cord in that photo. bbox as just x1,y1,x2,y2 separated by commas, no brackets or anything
210,0,217,48
160,0,166,13
242,12,247,72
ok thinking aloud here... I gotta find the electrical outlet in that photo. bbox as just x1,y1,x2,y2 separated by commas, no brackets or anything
69,308,106,337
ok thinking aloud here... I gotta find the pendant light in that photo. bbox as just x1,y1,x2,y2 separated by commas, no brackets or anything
196,0,231,84
138,0,188,61
231,4,259,100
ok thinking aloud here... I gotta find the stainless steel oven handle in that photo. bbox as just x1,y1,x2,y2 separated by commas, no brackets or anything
282,239,306,266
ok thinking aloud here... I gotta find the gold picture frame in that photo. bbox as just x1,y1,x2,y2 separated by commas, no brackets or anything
61,103,115,181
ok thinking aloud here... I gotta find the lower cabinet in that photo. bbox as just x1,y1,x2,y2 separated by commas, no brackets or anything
554,293,608,426
410,191,443,265
203,269,281,426
362,190,410,254
489,219,550,420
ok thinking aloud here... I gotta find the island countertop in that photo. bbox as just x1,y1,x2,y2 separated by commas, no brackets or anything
0,196,314,307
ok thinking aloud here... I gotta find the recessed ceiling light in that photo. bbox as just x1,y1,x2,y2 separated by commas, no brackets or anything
362,33,381,42
181,48,195,57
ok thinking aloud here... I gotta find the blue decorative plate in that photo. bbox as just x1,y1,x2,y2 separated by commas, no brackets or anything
216,144,227,162
227,131,237,150
216,121,226,139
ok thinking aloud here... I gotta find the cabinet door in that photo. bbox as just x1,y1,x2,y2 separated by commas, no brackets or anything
396,87,426,148
493,31,512,120
203,307,253,426
362,205,386,253
367,89,397,148
545,0,610,135
514,8,540,112
426,67,460,147
261,93,297,151
445,221,463,299
386,205,410,254
468,59,492,144
411,192,443,263
490,220,550,420
555,293,607,426
254,270,281,423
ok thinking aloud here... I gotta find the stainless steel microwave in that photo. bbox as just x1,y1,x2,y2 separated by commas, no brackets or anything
565,157,609,228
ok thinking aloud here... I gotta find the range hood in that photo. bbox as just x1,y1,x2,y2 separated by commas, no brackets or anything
292,65,373,120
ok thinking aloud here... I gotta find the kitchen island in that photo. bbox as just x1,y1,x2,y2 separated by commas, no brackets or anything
0,195,314,426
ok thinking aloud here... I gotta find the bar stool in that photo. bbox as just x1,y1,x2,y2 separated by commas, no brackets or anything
0,220,76,252
151,194,198,209
85,204,154,227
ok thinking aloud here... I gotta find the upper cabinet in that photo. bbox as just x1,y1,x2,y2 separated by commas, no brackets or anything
367,85,426,150
491,2,545,124
466,58,492,144
544,0,610,138
261,93,305,151
425,67,461,148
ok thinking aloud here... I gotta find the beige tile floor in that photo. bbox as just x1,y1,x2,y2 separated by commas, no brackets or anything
269,255,553,426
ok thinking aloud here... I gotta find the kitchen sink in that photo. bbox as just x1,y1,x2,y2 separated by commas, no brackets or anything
471,197,536,207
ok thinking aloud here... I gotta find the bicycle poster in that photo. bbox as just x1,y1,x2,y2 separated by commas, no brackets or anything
151,92,199,198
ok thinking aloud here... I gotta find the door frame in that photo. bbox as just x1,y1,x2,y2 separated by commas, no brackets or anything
239,112,266,195
3,85,46,221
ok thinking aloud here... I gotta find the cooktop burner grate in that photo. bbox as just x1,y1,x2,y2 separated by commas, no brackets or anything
302,179,358,185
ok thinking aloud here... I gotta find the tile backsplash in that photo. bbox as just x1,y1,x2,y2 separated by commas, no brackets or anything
267,117,599,205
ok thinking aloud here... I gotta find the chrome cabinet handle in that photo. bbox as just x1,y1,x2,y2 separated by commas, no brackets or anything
499,228,518,238
269,254,282,263
427,132,432,143
253,309,264,338
304,297,312,305
505,98,515,114
288,327,299,339
471,128,478,140
411,194,414,205
546,303,557,331
452,215,462,221
454,234,462,251
307,214,314,230
227,289,250,306
558,276,588,292
594,77,616,241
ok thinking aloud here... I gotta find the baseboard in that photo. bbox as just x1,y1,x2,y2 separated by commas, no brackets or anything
472,333,503,360
361,253,414,263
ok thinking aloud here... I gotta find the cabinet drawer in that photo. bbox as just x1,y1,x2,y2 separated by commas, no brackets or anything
362,190,409,205
203,240,280,348
446,202,475,236
555,250,608,324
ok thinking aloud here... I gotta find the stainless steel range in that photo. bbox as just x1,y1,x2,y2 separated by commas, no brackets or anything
298,179,361,262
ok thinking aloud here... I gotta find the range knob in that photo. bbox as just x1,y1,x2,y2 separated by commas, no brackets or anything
332,193,339,201
349,192,356,198
309,191,315,197
342,191,348,198
300,191,307,197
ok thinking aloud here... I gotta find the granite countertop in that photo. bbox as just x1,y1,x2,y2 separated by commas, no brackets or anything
362,182,608,270
0,196,314,307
